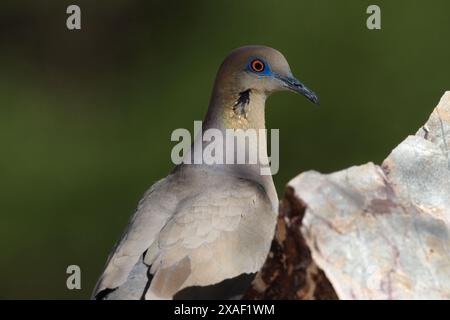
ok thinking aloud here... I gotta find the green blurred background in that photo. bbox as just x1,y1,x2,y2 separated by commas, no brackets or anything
0,0,448,299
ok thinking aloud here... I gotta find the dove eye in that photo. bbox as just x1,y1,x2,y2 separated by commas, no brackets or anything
250,59,265,73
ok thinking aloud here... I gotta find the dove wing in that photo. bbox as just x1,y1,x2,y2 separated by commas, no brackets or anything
145,172,276,299
93,166,277,300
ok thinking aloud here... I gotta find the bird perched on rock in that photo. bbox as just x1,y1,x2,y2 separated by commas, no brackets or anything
92,45,319,300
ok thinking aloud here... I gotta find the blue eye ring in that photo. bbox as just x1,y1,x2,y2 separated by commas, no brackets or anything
247,57,272,76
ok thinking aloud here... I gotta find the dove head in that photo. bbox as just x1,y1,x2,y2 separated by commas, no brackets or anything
206,45,319,129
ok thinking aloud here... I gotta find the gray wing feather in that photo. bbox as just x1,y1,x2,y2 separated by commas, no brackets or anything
145,174,276,299
92,174,181,298
92,166,277,300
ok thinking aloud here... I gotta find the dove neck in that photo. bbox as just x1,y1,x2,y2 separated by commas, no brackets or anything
184,88,274,188
204,87,268,131
186,101,277,208
202,87,270,164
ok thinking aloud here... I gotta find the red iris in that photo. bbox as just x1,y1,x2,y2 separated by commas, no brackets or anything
251,59,265,73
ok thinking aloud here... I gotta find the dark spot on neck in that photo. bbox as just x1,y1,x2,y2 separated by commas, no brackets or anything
233,89,251,117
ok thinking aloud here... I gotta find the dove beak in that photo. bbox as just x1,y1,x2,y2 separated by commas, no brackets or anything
275,74,320,106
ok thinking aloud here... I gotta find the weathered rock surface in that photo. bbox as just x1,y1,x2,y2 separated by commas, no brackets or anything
247,92,450,300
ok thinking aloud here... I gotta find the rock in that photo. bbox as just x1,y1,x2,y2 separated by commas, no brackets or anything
247,92,450,300
243,188,338,300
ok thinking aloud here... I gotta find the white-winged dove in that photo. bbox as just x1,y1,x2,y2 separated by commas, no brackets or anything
92,45,318,300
